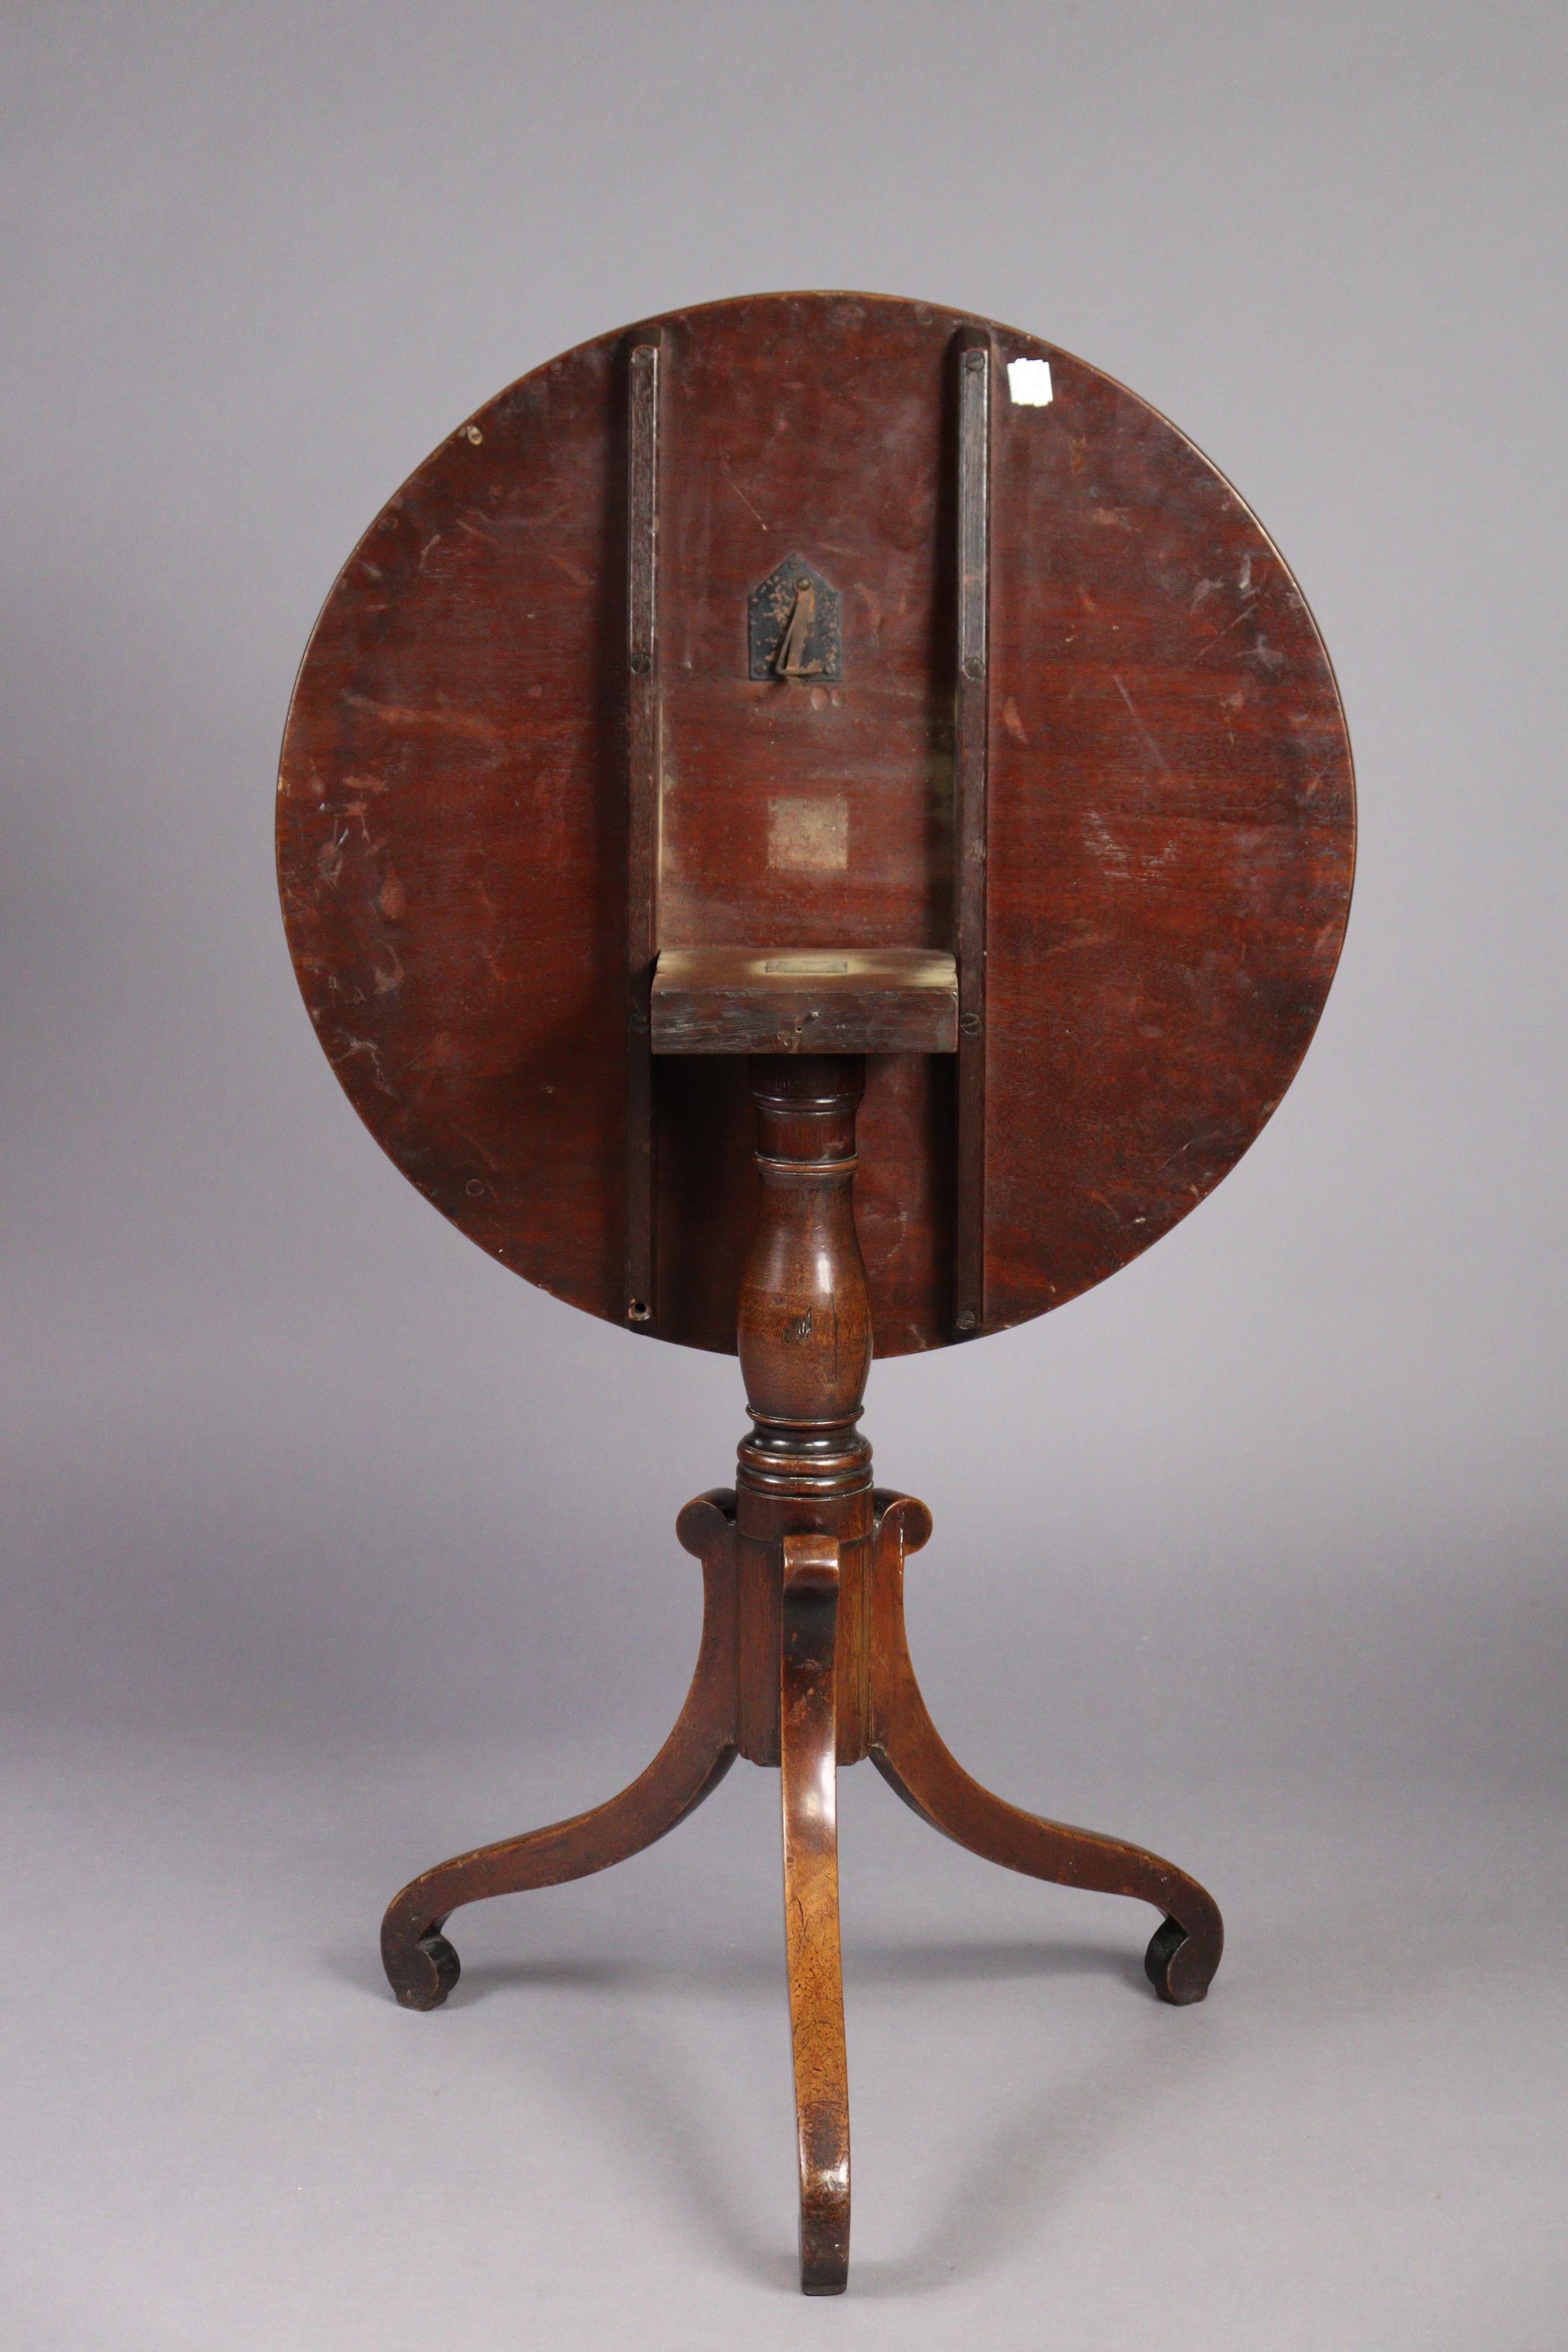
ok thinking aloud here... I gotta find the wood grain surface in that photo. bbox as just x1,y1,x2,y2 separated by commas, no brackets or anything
277,291,1354,1354
780,1532,851,2294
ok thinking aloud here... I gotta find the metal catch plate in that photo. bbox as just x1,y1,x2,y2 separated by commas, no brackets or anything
748,554,843,681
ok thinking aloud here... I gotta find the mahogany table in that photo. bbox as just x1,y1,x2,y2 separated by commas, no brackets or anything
277,292,1354,2294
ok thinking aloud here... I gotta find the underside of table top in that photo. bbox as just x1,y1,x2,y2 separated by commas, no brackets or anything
277,290,1355,1355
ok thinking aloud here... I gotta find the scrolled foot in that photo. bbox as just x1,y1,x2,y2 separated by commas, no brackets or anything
800,2200,850,2297
1144,1913,1220,2006
870,1491,1224,2005
378,1494,740,2011
383,1919,462,2011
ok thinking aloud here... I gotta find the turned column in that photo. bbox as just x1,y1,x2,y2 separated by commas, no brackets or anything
738,1053,864,2294
733,1054,874,1768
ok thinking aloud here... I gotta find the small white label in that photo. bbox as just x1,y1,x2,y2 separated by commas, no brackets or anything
763,957,848,976
1007,357,1054,407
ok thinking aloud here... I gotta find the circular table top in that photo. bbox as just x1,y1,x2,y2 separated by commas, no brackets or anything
277,292,1354,1357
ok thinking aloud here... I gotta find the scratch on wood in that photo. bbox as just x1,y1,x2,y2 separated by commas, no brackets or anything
1111,674,1172,778
343,694,504,741
1196,601,1257,659
724,469,772,532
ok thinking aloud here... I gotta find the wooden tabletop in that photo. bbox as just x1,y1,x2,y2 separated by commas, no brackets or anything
277,292,1354,1357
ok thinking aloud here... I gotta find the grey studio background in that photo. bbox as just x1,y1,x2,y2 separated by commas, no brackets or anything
3,5,1564,2347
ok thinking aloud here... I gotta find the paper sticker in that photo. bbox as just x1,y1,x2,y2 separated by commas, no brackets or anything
1007,357,1054,407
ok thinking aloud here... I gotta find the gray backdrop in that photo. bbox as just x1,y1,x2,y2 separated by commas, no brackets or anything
4,5,1563,2346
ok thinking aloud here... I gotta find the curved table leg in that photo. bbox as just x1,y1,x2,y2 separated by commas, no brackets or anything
780,1534,851,2295
381,1492,740,2010
868,1494,1223,2006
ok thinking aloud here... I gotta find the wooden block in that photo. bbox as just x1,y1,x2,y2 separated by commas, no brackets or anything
651,946,959,1056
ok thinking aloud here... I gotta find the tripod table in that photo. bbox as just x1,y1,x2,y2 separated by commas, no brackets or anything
277,292,1355,2294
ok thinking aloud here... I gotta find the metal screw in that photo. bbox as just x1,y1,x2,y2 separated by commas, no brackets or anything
956,1309,976,1331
